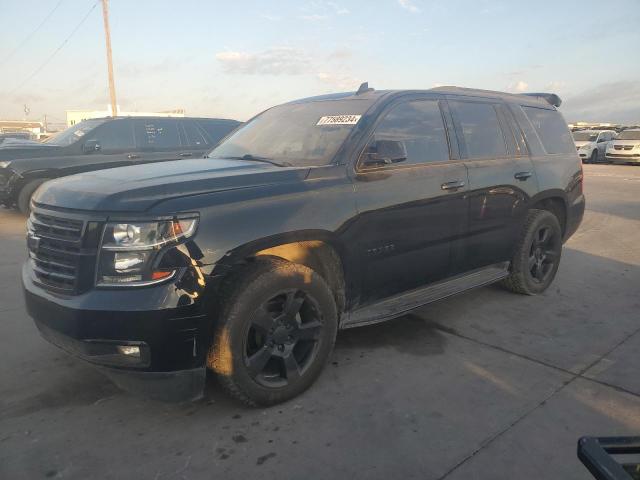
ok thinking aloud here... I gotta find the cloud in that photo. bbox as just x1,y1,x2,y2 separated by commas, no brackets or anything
215,45,360,91
562,81,640,123
398,0,420,13
507,80,528,93
327,47,352,60
316,72,361,90
259,13,282,21
300,13,328,20
215,48,312,75
327,2,349,14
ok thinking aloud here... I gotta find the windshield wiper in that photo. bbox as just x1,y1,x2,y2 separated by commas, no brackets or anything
213,154,292,167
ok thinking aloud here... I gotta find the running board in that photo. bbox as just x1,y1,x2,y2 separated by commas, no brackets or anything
342,262,510,329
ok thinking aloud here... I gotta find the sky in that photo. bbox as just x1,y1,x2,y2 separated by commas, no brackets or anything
0,0,639,125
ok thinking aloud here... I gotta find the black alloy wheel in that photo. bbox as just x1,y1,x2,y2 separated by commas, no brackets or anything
527,225,560,284
208,257,338,406
244,289,324,388
501,209,563,295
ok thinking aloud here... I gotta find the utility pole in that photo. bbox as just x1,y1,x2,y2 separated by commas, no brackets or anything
101,0,117,117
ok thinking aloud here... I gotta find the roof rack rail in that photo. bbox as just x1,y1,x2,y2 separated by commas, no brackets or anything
356,82,374,95
519,93,562,108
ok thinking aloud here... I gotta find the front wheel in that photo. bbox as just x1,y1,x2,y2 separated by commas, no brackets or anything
17,178,48,214
501,209,563,295
590,150,598,164
208,258,338,406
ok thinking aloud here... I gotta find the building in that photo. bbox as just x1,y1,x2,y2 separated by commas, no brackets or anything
0,120,44,140
66,107,185,127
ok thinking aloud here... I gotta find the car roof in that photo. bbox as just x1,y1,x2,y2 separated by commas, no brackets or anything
290,86,556,109
84,116,239,122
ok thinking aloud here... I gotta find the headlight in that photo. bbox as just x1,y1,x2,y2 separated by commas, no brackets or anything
97,217,197,286
0,161,11,169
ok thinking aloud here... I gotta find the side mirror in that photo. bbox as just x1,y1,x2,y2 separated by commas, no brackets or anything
597,138,606,143
83,139,101,154
362,139,407,167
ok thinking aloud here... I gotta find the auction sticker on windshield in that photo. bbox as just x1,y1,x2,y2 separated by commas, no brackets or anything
316,115,361,126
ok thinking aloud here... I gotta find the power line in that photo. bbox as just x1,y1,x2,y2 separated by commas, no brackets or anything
9,1,99,96
0,0,65,67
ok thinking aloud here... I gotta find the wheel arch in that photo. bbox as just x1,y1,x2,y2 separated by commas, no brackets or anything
529,190,568,237
212,230,349,318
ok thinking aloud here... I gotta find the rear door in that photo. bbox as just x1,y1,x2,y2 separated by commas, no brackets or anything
132,118,186,164
177,119,210,159
351,96,469,305
448,97,537,273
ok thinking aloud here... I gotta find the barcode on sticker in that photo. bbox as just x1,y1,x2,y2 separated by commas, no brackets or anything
316,115,361,126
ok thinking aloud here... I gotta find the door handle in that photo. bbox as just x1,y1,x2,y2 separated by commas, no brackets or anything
179,152,193,157
514,171,533,181
441,180,465,191
127,154,140,159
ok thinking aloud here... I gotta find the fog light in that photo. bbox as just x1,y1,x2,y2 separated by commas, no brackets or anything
116,345,140,358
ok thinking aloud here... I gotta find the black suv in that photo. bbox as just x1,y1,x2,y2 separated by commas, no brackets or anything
23,85,584,405
0,116,240,213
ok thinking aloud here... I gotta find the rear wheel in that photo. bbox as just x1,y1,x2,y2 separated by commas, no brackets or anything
208,258,338,406
501,209,563,295
17,178,47,215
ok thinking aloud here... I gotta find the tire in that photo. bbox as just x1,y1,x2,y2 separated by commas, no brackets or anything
17,178,48,215
501,209,563,295
590,150,598,164
207,257,338,406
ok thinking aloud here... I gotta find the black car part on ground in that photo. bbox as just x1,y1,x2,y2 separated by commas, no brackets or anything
578,436,640,480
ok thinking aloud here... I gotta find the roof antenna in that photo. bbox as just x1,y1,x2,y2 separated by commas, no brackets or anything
356,82,373,95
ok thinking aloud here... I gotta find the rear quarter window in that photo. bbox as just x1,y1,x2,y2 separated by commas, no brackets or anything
521,106,575,154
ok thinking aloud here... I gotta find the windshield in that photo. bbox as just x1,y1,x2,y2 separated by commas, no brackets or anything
617,130,640,140
208,98,375,167
572,132,598,142
44,119,107,146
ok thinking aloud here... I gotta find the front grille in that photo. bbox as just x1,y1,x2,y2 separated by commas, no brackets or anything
27,208,98,294
614,145,634,151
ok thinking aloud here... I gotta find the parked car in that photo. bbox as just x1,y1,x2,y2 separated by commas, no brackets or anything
573,130,616,163
0,116,240,213
23,85,584,406
605,128,640,164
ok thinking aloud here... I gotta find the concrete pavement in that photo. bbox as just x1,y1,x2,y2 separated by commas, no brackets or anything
1,164,638,480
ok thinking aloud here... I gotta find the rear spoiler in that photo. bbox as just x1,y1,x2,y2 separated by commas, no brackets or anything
519,93,562,108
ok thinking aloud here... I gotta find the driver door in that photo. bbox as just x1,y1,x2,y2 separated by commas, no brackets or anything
350,97,469,306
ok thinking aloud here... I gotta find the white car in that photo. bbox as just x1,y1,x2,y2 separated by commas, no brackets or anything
573,130,617,163
606,128,640,164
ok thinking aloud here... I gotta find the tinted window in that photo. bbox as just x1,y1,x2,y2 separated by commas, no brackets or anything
522,106,575,154
196,119,239,144
451,101,507,159
363,100,449,166
89,119,134,151
134,119,181,149
181,120,208,147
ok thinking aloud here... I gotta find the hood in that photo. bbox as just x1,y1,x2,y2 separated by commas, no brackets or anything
574,141,593,148
33,158,310,212
0,139,62,161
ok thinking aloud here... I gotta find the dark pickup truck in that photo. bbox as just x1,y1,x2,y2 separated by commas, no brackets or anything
23,84,584,406
0,116,240,213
